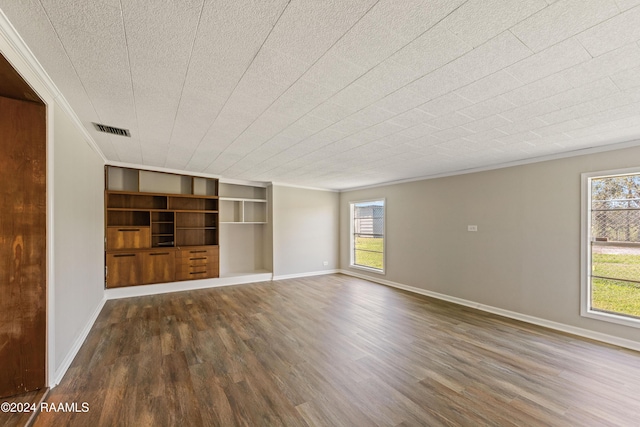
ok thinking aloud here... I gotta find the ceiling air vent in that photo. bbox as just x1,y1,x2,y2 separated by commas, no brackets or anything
93,122,130,137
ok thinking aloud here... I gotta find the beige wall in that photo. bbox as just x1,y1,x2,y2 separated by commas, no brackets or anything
219,224,267,274
53,101,105,372
273,185,339,277
340,144,640,344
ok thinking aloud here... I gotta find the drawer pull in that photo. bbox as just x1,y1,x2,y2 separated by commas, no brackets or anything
189,257,207,261
189,250,207,254
114,254,135,258
118,228,140,232
190,271,207,275
150,252,170,256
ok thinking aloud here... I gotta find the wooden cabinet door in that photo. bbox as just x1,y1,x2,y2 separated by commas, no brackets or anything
106,253,143,288
106,226,150,249
0,96,46,397
141,251,175,284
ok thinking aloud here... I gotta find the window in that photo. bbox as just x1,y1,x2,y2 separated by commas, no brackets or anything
582,169,640,328
350,199,385,273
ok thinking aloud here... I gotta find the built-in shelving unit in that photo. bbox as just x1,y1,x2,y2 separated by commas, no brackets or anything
218,183,271,277
104,166,219,288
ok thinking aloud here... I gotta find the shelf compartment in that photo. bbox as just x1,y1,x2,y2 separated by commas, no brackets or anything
168,196,217,211
107,193,167,210
176,212,217,228
244,200,267,223
193,177,218,196
219,198,267,223
151,211,174,248
176,229,217,246
219,183,266,199
139,170,192,195
107,167,139,192
107,210,150,227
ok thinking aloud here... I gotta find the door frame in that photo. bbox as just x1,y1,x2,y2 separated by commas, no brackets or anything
0,24,54,388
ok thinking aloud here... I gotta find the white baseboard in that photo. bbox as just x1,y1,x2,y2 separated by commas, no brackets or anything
105,272,274,300
52,296,106,386
338,269,640,352
273,269,339,281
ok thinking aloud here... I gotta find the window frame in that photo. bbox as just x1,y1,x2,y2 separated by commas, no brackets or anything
581,167,640,329
349,198,386,275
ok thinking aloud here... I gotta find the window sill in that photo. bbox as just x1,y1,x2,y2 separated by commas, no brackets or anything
349,264,385,275
582,309,640,329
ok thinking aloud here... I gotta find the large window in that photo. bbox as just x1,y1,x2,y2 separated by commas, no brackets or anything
350,199,385,273
583,170,640,327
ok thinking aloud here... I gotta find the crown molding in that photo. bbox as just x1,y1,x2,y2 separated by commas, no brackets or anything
341,138,640,192
271,182,339,192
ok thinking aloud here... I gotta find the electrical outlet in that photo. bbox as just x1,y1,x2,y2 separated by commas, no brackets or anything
323,261,329,266
467,225,478,232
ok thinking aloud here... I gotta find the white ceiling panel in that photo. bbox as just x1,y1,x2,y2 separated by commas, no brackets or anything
538,103,600,125
505,38,591,84
463,115,513,133
418,92,473,117
457,96,517,120
500,100,558,122
546,78,619,109
443,0,546,47
388,108,435,128
454,70,523,103
261,0,377,67
502,74,571,106
577,6,640,57
3,0,640,189
427,112,474,130
511,0,619,52
432,126,474,141
390,23,471,75
615,0,640,11
498,117,547,135
533,119,586,137
560,43,640,88
611,65,640,90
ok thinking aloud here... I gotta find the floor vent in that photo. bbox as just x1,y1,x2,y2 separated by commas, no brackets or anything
93,123,130,137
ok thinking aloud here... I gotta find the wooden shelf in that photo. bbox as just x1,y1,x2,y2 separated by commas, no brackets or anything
219,197,266,202
220,222,266,224
176,227,217,230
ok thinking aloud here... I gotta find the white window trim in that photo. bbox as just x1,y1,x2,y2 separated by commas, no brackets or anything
581,167,640,329
350,198,386,275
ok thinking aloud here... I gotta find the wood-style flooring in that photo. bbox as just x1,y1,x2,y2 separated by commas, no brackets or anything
0,388,47,427
33,274,640,426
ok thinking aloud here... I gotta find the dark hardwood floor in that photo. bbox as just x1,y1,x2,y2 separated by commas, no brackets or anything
33,274,640,426
0,389,47,427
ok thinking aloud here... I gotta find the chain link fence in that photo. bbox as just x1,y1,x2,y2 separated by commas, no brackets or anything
590,176,640,317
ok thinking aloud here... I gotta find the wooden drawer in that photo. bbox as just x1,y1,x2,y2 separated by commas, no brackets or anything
176,246,218,260
175,264,219,281
107,226,150,250
106,252,143,288
176,254,210,266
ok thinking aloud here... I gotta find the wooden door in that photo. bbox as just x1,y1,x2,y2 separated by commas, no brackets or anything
106,253,143,288
141,251,175,284
0,96,46,397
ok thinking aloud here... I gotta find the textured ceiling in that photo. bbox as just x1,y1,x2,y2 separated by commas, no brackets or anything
3,0,640,190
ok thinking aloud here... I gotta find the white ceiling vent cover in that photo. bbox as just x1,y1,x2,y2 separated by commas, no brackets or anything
93,122,131,137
